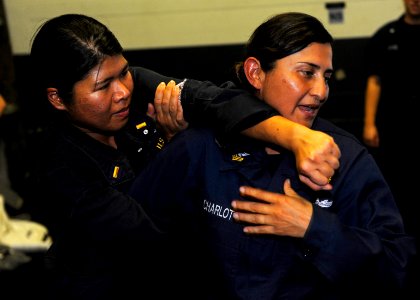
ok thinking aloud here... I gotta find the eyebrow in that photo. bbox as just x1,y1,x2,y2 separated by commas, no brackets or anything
95,62,130,87
304,62,334,74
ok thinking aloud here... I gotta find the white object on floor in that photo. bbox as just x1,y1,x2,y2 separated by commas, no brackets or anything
0,194,52,252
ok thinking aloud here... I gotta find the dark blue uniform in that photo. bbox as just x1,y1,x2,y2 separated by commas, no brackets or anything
131,117,416,299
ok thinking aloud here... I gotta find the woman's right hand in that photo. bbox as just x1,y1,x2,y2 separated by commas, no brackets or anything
290,124,340,191
242,116,340,191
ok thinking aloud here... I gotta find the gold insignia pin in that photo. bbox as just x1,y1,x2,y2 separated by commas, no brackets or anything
136,122,147,129
232,154,244,162
113,166,120,178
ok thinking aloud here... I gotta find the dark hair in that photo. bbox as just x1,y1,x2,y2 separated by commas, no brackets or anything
30,14,123,105
235,12,333,92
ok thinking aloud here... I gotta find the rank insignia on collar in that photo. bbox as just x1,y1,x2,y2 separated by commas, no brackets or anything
136,122,147,129
155,137,165,150
136,122,150,135
231,152,250,162
112,166,120,178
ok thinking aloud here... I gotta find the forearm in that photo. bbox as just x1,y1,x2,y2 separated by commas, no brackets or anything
307,206,412,286
241,115,312,152
364,75,381,126
130,66,184,112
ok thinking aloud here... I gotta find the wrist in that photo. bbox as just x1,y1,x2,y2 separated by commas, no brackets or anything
287,121,310,153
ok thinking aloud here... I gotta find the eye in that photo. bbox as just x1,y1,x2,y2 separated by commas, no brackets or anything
301,70,315,78
324,72,333,84
120,67,130,79
97,82,110,91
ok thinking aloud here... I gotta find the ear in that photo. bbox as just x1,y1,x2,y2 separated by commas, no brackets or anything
47,88,67,111
244,57,264,90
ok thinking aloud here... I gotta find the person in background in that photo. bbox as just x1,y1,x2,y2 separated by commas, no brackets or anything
0,93,6,116
28,14,340,300
362,0,420,290
131,12,416,299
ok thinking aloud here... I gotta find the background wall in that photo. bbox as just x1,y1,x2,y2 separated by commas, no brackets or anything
2,0,406,141
4,0,403,55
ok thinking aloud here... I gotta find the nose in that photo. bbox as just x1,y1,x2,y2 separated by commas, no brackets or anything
310,77,329,102
112,80,130,101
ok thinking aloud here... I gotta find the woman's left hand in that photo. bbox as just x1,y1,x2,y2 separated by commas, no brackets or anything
153,80,188,140
231,179,313,238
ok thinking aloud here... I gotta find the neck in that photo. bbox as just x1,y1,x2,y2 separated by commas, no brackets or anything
89,132,117,149
404,13,420,25
75,125,117,149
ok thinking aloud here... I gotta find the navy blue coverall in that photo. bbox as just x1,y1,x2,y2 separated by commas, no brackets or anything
131,117,416,300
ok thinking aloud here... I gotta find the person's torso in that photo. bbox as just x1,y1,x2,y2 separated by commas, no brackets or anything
143,119,375,299
368,17,420,123
32,111,166,277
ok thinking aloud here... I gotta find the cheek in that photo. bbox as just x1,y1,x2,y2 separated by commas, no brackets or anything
263,77,300,117
125,73,134,94
75,95,108,120
285,78,301,94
